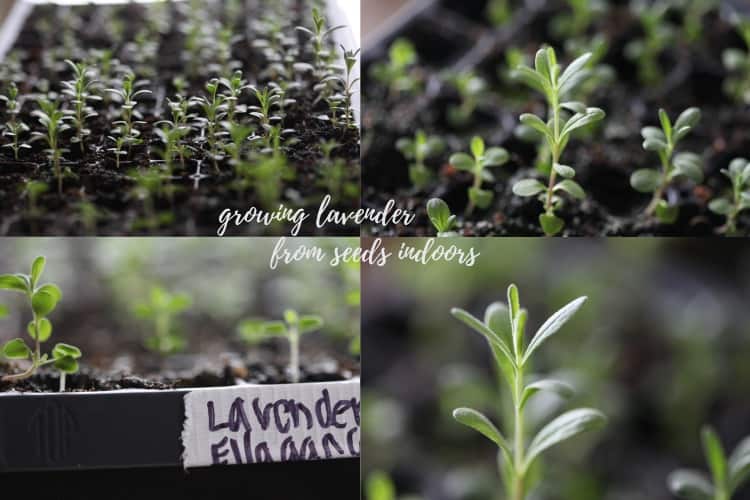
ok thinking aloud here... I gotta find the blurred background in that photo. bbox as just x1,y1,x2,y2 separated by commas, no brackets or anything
363,238,750,500
0,238,360,377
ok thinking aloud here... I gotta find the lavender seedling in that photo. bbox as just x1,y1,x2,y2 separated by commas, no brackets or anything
625,1,674,86
722,14,750,104
668,426,750,500
451,285,606,500
133,286,192,355
446,71,487,127
31,98,70,195
23,180,49,217
62,59,100,154
219,70,251,124
107,73,151,158
249,85,282,138
450,136,509,214
295,7,345,76
396,130,445,190
427,198,458,237
0,256,82,392
371,38,420,98
195,80,228,172
630,107,702,223
709,158,750,235
0,82,30,160
239,309,323,383
511,47,605,235
335,46,360,130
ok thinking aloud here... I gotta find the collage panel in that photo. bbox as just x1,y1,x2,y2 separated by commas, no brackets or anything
0,238,361,495
0,0,360,236
362,0,750,237
363,238,750,500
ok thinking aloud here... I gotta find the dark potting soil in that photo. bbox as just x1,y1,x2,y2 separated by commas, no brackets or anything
0,1,360,236
0,354,359,393
362,0,750,236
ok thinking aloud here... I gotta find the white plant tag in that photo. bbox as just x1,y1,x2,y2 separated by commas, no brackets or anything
181,379,360,469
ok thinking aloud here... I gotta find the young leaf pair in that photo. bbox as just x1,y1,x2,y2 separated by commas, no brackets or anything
669,426,750,500
0,257,81,392
630,107,702,223
450,136,509,215
450,285,606,500
512,47,606,236
239,309,324,383
709,158,750,235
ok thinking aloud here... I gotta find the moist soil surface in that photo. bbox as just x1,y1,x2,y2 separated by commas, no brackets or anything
0,352,359,392
0,1,360,236
362,0,750,236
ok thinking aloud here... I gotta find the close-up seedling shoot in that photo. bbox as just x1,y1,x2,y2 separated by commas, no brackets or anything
511,47,605,235
450,284,606,500
133,286,192,355
238,309,324,383
668,426,750,500
0,257,81,391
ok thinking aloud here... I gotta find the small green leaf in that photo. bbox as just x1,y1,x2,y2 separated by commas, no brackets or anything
524,296,587,362
630,169,662,193
427,198,455,233
30,256,45,288
521,379,575,409
36,283,62,302
167,293,192,313
469,187,493,209
674,107,701,133
366,471,395,500
534,48,551,83
643,138,668,152
32,288,60,317
655,200,679,224
709,198,733,215
0,274,28,292
513,179,546,197
451,308,516,368
470,136,485,159
560,101,586,114
450,152,475,171
658,108,672,139
453,407,512,457
554,180,585,199
511,66,549,96
558,52,592,96
506,284,520,321
702,426,728,488
673,152,704,183
524,408,606,469
484,147,509,167
519,114,552,141
53,343,82,359
484,302,512,348
539,213,565,236
298,315,324,334
553,163,575,179
560,108,605,138
668,470,714,500
53,355,79,374
641,126,666,142
729,436,750,493
28,318,52,342
2,338,31,359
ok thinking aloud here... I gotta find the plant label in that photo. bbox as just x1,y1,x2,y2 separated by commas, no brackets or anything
181,379,360,468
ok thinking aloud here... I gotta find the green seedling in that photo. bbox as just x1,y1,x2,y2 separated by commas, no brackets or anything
196,79,228,172
426,198,458,237
511,47,605,235
625,1,674,86
338,46,360,130
450,136,509,214
62,59,100,153
486,0,511,26
630,107,702,223
709,158,750,235
219,70,251,124
0,82,30,160
107,73,151,157
396,130,445,190
450,285,606,500
446,71,486,127
316,139,353,204
133,286,192,355
249,151,294,209
31,98,70,195
551,0,605,38
222,122,257,166
0,256,82,392
238,309,323,383
23,180,49,217
722,14,750,104
371,38,420,98
680,0,718,44
668,426,750,500
296,7,345,75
